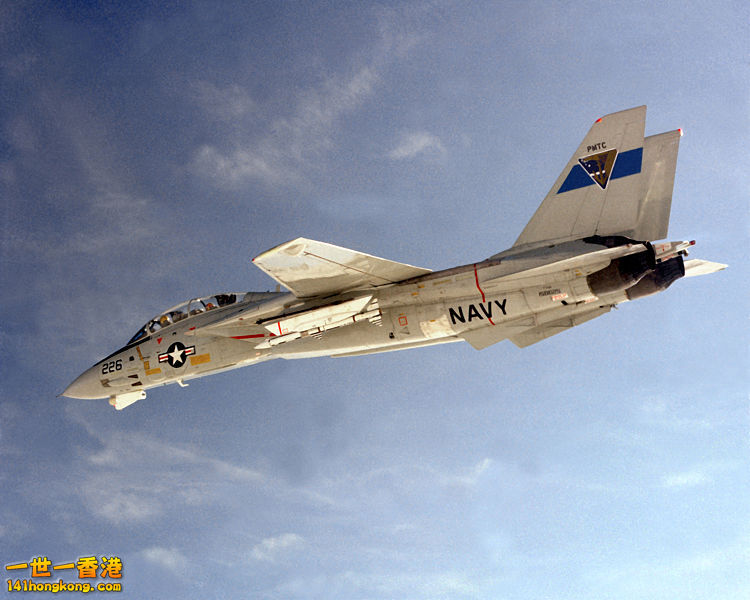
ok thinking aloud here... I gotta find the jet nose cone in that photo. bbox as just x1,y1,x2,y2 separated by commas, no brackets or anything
63,366,106,400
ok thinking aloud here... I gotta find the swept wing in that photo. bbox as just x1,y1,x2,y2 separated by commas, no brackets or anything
252,237,431,298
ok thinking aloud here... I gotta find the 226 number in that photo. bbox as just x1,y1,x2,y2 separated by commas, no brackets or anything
101,359,122,375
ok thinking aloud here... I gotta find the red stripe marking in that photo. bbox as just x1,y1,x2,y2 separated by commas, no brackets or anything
473,264,486,302
278,322,283,335
473,263,495,326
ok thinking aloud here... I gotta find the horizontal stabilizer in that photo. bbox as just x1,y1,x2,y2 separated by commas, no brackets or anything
253,238,431,298
509,306,611,348
460,317,536,350
683,259,728,277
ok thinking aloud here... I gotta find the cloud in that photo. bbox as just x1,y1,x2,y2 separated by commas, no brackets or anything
586,537,750,597
74,427,264,525
278,67,378,149
1,189,162,362
6,116,38,152
0,161,15,184
443,457,492,488
307,456,497,521
190,81,255,121
3,190,155,260
388,131,446,160
141,547,188,576
638,397,715,431
2,51,38,79
188,5,446,188
193,145,286,186
276,569,483,598
192,66,378,188
251,533,305,562
661,470,711,489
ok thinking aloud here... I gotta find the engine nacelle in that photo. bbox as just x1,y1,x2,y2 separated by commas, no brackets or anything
586,249,655,296
625,255,685,300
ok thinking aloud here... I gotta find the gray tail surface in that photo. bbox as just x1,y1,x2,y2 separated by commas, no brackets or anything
513,106,680,248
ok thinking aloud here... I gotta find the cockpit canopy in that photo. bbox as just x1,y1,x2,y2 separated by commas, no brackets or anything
127,292,247,345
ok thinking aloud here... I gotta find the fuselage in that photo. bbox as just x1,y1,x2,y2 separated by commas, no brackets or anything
62,237,688,408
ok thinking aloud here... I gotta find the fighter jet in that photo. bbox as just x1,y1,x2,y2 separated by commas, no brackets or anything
63,106,725,409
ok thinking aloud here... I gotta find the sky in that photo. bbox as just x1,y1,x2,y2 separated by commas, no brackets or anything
1,1,748,598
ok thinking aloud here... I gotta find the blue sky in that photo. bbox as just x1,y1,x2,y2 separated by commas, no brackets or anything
1,1,748,598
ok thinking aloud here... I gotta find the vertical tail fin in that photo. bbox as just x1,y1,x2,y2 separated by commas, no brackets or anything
513,106,679,248
628,128,681,241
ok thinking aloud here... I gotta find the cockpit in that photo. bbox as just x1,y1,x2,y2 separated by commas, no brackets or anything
127,292,248,345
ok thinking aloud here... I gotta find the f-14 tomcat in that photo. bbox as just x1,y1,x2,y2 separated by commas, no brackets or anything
64,106,725,409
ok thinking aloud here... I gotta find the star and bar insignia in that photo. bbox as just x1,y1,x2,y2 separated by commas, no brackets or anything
158,341,195,368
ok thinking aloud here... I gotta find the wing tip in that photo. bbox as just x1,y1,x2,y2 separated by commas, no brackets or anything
253,237,310,262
